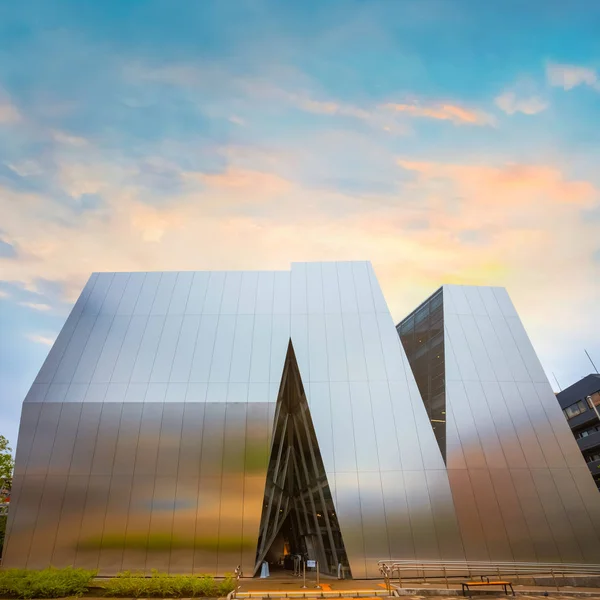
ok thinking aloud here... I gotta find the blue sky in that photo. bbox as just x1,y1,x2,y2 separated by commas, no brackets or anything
1,0,600,449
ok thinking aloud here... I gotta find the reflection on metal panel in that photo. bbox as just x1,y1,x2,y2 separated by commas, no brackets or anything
98,474,132,574
241,403,270,575
403,470,440,560
9,401,272,574
425,470,464,559
216,404,247,575
487,469,536,561
52,474,89,567
34,275,98,385
380,471,413,560
3,475,46,568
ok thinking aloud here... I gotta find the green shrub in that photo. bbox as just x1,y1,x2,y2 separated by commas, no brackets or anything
217,575,235,597
0,566,96,599
101,570,235,597
0,514,7,553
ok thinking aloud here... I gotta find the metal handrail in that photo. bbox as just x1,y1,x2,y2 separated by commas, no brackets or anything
377,560,600,593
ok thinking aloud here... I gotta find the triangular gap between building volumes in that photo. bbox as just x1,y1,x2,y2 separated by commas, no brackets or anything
397,287,447,463
253,340,351,577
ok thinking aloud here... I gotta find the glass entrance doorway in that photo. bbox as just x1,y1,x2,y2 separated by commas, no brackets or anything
254,342,350,577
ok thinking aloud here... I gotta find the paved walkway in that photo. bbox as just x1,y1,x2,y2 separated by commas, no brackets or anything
234,575,600,598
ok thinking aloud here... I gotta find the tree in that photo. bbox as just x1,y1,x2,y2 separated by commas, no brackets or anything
1,435,14,555
0,434,14,488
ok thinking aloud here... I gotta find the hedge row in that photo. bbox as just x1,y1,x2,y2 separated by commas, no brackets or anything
0,567,95,599
0,567,235,599
103,571,235,598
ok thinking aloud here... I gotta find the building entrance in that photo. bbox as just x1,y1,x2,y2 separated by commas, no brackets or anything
254,343,350,577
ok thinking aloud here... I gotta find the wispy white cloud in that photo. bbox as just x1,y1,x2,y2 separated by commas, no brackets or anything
6,160,44,177
495,91,548,115
20,302,52,311
124,61,493,130
228,115,245,126
51,130,88,146
26,333,55,346
546,63,600,91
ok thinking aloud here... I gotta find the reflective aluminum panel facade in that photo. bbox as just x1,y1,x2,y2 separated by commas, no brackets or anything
400,285,600,563
4,263,462,577
9,268,597,577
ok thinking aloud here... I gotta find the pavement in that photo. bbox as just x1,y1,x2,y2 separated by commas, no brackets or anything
233,573,600,599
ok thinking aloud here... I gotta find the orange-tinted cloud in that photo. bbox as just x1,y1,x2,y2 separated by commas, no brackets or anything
287,95,372,120
185,167,293,196
398,160,597,208
384,102,494,125
129,202,185,242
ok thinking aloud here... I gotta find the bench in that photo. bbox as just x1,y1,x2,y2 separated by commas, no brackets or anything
461,577,515,596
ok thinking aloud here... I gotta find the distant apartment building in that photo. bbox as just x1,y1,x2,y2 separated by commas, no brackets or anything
557,374,600,492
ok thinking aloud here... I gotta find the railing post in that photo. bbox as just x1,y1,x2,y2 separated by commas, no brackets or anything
234,565,243,599
384,566,391,596
373,560,600,595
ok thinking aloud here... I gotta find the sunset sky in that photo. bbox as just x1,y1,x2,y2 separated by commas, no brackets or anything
1,1,599,448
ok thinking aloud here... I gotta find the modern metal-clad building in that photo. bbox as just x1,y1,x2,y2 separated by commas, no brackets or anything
398,285,600,564
3,264,600,577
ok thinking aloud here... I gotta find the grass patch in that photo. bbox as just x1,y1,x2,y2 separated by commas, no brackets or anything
0,567,96,599
0,568,234,599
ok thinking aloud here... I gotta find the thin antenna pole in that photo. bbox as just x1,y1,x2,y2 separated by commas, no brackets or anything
552,372,562,391
584,349,598,374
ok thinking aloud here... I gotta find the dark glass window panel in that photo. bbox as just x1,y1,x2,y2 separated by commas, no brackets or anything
564,401,590,419
396,288,446,462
